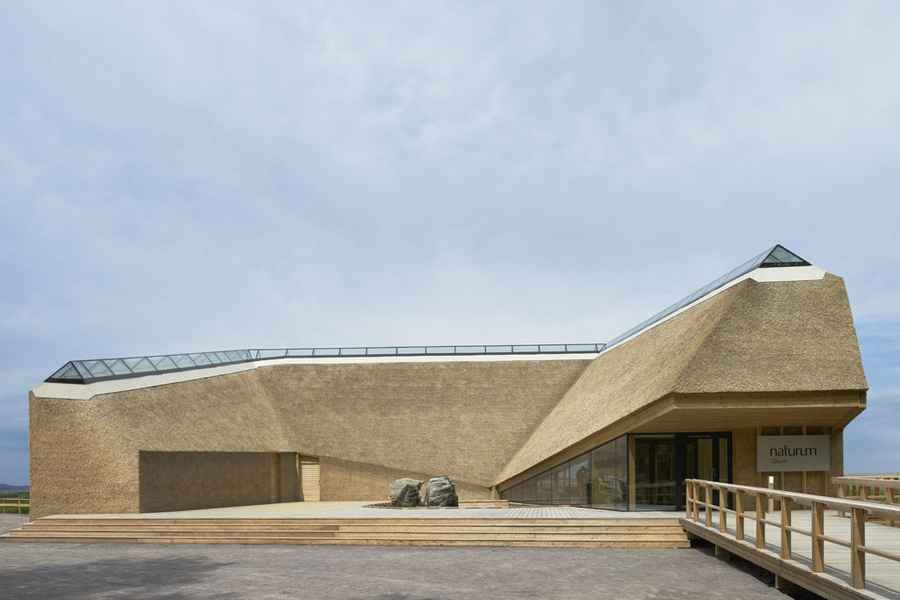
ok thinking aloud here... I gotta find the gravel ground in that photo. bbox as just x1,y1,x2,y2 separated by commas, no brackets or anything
0,541,805,600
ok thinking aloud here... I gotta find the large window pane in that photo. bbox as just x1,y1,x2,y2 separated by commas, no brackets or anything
590,436,627,509
570,456,590,505
634,435,676,510
500,435,628,510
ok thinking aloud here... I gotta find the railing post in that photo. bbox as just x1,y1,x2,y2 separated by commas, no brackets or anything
704,484,713,527
755,493,766,549
851,507,866,589
887,486,896,527
735,492,744,541
780,497,792,560
692,482,699,521
837,482,847,518
685,481,692,520
718,486,727,533
811,501,825,573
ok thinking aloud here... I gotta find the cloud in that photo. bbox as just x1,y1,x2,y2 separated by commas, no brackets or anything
2,2,900,482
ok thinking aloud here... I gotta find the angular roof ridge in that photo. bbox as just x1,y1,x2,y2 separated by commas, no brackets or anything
493,282,749,485
673,273,868,395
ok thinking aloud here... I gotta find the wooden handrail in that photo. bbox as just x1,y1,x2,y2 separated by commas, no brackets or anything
834,475,900,490
684,479,900,591
0,496,30,515
833,475,899,526
687,479,900,519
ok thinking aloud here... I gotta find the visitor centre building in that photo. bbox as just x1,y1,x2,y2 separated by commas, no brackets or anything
28,245,867,518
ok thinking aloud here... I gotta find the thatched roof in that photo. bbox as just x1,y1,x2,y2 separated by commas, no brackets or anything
497,274,867,484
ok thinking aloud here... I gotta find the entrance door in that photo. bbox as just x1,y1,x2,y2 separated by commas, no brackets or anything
677,433,731,510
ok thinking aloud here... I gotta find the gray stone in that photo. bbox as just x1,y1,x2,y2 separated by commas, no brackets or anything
389,478,422,507
423,475,458,507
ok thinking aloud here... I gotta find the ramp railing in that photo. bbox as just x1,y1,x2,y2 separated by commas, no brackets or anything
833,475,900,526
0,496,29,514
684,479,900,592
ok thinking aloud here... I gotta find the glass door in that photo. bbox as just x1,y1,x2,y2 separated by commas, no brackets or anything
676,433,731,510
634,435,676,510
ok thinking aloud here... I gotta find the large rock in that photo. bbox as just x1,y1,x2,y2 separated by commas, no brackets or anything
389,478,422,507
423,476,458,507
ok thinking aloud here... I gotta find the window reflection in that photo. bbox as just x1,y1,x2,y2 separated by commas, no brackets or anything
500,435,627,510
590,436,627,509
634,435,675,510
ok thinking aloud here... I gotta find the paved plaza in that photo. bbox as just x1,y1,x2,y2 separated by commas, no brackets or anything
0,540,807,600
0,514,27,534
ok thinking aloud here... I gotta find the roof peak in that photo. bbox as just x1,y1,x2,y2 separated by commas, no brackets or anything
603,244,814,350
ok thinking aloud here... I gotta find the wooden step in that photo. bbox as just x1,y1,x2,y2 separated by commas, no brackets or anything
23,521,681,534
32,517,680,526
3,535,689,548
6,516,689,549
9,530,684,542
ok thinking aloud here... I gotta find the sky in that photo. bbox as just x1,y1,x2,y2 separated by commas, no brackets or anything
1,2,898,485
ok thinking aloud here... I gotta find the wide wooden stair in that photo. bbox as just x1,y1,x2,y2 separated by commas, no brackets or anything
4,517,689,548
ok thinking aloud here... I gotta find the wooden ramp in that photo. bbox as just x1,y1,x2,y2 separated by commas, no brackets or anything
4,516,689,548
684,479,900,600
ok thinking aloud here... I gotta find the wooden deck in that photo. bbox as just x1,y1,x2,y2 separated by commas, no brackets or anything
684,479,900,600
684,510,900,599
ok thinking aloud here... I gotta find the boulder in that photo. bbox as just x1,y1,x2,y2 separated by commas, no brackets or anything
389,478,422,507
423,476,458,507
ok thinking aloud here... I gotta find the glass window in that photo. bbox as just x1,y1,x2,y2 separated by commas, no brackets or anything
500,435,628,510
719,437,730,483
539,344,565,352
366,347,396,356
634,435,676,510
590,436,627,509
189,353,212,365
340,348,366,356
82,360,113,378
455,346,485,354
397,347,425,355
426,346,453,354
565,344,597,352
105,359,133,375
313,348,340,357
570,456,591,505
170,354,194,368
50,363,82,381
149,355,178,370
124,357,155,373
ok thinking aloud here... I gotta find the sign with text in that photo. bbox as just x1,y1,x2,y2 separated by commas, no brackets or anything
757,435,831,472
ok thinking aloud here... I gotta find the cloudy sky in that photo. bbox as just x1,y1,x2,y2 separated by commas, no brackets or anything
1,2,898,485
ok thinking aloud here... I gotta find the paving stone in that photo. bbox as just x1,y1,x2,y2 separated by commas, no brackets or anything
0,542,794,599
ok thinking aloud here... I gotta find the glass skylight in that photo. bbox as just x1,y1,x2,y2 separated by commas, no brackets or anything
604,244,811,350
42,245,811,385
44,343,606,384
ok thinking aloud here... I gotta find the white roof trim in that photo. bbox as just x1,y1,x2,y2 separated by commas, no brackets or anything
32,352,598,401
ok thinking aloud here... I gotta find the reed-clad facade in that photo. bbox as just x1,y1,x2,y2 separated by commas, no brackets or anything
29,246,867,517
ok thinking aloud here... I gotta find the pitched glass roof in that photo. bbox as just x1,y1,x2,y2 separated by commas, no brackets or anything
44,344,607,384
604,244,810,350
43,244,811,385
